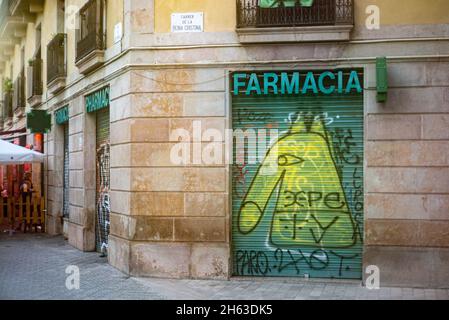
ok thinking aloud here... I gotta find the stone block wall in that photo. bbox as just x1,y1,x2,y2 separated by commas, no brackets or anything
64,95,96,252
46,123,62,236
363,61,449,288
40,0,449,287
108,69,230,279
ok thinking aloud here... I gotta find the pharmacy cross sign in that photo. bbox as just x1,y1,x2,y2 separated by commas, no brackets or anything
27,110,52,134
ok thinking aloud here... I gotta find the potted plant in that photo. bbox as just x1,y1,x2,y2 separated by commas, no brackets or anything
3,78,12,92
28,59,34,67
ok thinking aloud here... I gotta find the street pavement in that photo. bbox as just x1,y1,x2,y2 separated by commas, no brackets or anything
1,233,448,300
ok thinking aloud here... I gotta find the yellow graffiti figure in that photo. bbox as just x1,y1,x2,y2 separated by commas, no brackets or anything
238,118,357,249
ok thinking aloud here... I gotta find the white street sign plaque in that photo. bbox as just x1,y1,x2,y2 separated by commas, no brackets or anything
171,12,204,33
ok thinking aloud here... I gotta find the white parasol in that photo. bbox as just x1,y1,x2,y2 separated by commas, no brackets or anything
0,138,45,164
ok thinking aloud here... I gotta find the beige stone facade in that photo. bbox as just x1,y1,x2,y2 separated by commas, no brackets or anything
1,0,449,288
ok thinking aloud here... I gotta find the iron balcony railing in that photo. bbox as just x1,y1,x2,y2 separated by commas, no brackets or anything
0,0,11,28
76,0,105,62
13,69,25,111
27,58,43,99
8,0,20,14
0,100,3,126
237,0,353,28
3,92,13,118
47,33,67,84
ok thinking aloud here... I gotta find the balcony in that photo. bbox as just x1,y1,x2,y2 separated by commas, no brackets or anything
0,0,36,42
3,92,13,122
75,0,105,74
236,0,354,43
1,91,11,127
13,69,26,114
47,33,67,94
27,58,43,107
9,0,44,16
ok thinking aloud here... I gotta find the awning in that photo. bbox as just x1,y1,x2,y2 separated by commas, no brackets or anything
259,0,314,8
0,127,28,141
0,128,27,136
0,139,45,164
0,132,28,142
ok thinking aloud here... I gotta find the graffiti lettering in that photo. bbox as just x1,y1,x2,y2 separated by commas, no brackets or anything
238,108,273,125
233,164,248,199
233,106,364,279
283,191,346,210
235,248,330,276
235,250,270,276
351,167,364,242
96,142,110,255
332,128,360,173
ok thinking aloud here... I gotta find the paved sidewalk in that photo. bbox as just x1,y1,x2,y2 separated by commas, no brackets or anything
1,234,448,300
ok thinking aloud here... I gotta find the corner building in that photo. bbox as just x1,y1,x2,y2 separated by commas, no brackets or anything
1,0,449,288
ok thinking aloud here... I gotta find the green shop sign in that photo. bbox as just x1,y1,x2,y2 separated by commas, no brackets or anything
27,110,52,134
376,57,388,103
233,70,363,96
55,105,69,125
86,86,110,113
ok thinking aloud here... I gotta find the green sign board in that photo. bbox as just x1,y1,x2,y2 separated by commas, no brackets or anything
233,70,363,96
86,86,110,113
376,57,388,103
55,105,69,125
27,110,52,134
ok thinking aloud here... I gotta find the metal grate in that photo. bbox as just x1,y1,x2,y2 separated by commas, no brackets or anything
0,1,11,25
62,124,70,219
231,70,364,279
76,0,105,62
13,69,25,111
95,107,110,254
8,0,20,14
237,0,353,28
2,92,13,119
47,33,67,84
27,59,43,99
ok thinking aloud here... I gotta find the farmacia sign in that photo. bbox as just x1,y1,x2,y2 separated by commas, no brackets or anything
232,70,363,95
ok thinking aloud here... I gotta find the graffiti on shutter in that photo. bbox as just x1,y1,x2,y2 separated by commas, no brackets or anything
62,124,70,218
232,70,364,279
95,108,110,254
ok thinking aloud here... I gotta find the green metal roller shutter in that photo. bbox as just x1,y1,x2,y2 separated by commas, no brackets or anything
232,70,364,279
62,124,70,218
95,108,110,253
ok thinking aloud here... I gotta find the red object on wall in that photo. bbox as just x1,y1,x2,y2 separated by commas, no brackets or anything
0,166,4,190
24,144,32,172
12,139,19,195
34,133,43,153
